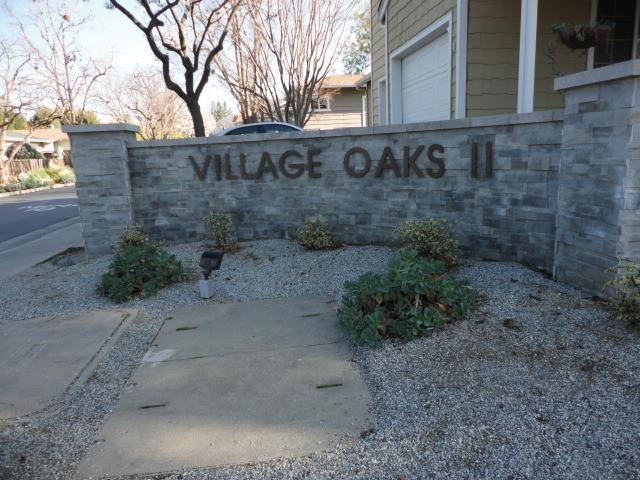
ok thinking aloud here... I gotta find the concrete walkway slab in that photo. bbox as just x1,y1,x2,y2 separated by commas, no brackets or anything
78,297,370,478
0,309,133,419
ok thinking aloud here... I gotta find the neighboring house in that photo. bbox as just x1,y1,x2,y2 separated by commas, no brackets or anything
5,128,70,163
369,0,638,125
305,74,368,129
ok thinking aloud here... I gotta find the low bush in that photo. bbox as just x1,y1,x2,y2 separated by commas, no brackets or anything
1,182,21,192
97,244,184,303
114,224,150,253
18,170,55,189
296,215,337,250
57,166,75,184
4,166,75,191
397,218,459,268
339,248,475,346
606,259,640,326
44,165,75,184
204,212,238,251
6,143,44,160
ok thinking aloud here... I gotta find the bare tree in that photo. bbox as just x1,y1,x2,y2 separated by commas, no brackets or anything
0,40,60,184
107,0,238,137
14,0,109,125
100,69,193,140
215,0,354,127
214,7,263,124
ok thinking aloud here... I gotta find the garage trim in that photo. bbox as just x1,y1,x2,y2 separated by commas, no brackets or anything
389,11,452,124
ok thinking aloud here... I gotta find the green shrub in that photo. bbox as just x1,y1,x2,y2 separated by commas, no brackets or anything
2,182,22,192
6,143,44,160
97,245,184,303
606,259,640,326
397,218,459,268
44,166,62,183
18,170,54,189
57,166,75,184
339,248,475,346
296,215,337,250
114,224,150,253
204,212,238,251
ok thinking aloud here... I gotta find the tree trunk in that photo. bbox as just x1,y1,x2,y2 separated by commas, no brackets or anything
0,130,8,185
186,99,206,137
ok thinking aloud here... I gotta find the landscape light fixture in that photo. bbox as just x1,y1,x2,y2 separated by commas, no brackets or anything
199,251,224,279
199,250,224,299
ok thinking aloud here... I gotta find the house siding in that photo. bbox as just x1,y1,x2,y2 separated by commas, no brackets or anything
371,0,386,124
534,0,591,110
305,90,366,130
371,0,457,125
466,0,521,116
372,0,592,121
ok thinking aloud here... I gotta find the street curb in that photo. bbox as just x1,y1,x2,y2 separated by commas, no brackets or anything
0,216,81,254
0,182,76,198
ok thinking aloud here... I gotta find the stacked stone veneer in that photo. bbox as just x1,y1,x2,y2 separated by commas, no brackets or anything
64,60,640,295
553,61,640,292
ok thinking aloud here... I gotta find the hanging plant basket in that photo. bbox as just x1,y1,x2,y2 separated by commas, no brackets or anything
551,22,613,50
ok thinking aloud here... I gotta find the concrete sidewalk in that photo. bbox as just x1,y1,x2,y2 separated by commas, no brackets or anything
78,297,371,478
0,309,134,420
0,218,83,279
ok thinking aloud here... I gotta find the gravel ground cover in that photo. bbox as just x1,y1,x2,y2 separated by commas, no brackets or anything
0,239,639,479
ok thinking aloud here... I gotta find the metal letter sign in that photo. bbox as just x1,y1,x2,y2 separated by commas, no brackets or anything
471,142,493,179
189,144,448,181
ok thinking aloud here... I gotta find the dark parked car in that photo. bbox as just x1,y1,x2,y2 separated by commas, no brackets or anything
215,122,303,136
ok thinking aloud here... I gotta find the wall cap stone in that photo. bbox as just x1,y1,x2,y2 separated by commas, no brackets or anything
126,110,563,149
62,123,140,134
555,59,640,91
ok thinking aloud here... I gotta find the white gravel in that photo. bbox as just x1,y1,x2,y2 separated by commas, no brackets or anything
0,239,639,480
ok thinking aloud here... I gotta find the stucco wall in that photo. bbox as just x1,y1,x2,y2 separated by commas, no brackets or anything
305,90,365,130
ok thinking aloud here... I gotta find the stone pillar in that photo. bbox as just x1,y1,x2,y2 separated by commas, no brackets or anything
62,124,139,255
554,60,640,294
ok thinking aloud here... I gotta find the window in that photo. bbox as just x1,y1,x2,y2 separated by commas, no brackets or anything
593,0,639,68
310,95,331,111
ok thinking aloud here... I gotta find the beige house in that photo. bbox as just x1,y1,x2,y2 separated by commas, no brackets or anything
305,74,368,129
5,128,70,162
369,0,639,125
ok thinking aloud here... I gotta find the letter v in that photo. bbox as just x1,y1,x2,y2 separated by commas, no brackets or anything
189,155,211,181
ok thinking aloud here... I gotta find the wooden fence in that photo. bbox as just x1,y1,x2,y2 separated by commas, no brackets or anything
8,158,46,177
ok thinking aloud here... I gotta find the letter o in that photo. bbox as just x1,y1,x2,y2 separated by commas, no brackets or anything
343,147,371,178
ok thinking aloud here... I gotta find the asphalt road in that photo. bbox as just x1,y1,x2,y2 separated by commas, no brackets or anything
0,186,79,243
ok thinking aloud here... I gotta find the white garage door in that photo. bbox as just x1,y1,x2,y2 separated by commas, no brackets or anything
401,32,450,123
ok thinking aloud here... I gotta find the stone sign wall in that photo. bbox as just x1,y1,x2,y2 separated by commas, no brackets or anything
126,113,562,273
64,60,640,295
